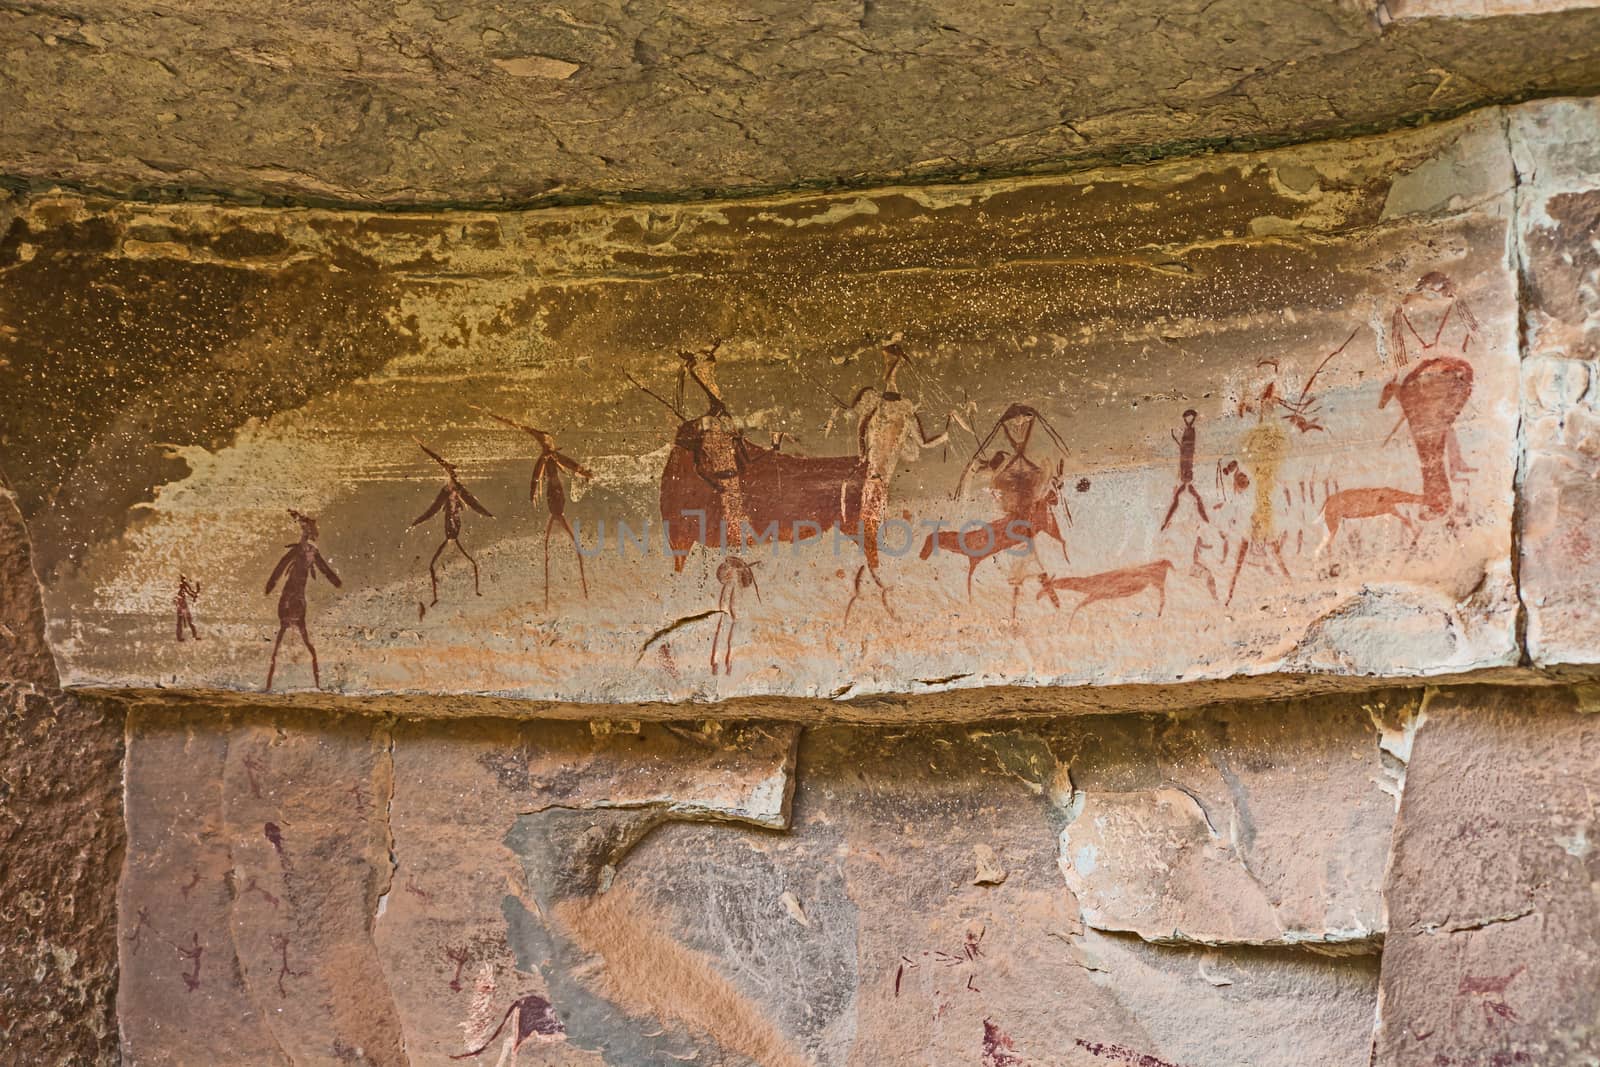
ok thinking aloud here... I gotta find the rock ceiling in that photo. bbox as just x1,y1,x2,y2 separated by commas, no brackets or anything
3,0,1600,206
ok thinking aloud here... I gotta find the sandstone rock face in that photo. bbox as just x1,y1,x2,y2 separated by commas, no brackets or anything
2,1,1600,206
1512,97,1600,670
119,696,1411,1066
1373,686,1600,1066
0,473,123,1066
7,104,1573,714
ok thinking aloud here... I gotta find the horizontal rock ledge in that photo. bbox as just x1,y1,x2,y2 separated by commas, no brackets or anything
78,665,1589,723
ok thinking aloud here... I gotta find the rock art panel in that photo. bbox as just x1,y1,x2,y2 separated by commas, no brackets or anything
1511,97,1600,669
376,718,799,1065
1372,687,1600,1066
0,108,1533,712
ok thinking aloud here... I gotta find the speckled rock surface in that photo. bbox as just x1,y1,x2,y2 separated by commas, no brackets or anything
5,104,1567,714
2,1,1600,206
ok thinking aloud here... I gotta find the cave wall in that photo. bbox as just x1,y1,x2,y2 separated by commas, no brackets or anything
1,94,1599,1066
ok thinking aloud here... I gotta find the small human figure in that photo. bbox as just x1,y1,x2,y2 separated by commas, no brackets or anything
410,439,494,606
264,510,342,691
472,409,592,610
174,574,201,641
170,932,204,993
1160,409,1209,530
711,556,760,676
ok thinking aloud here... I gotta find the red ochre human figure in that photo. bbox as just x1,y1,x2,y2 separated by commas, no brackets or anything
264,509,342,691
472,407,592,610
173,574,201,641
835,336,971,617
679,340,751,548
1160,409,1208,530
711,555,760,675
410,438,494,606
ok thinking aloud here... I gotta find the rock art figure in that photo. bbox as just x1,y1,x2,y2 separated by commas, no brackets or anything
1316,486,1425,553
451,993,565,1065
1390,271,1479,368
410,439,494,605
264,509,342,690
923,403,1071,619
1459,965,1525,1027
1038,560,1176,626
982,1018,1026,1067
473,407,592,610
1226,369,1292,605
650,348,878,581
831,336,972,615
1160,409,1208,530
1380,355,1475,515
173,574,201,641
711,555,759,675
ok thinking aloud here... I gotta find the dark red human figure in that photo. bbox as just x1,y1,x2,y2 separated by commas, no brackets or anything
410,439,494,605
264,510,342,691
173,574,201,641
472,408,591,610
170,931,203,993
711,556,759,675
1380,356,1475,515
1159,409,1208,530
451,993,565,1062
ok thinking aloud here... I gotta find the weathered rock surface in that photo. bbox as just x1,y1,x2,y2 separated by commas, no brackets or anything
1512,96,1600,670
0,468,123,1067
6,104,1568,714
2,1,1600,206
117,693,1429,1065
1057,693,1408,948
1373,686,1600,1066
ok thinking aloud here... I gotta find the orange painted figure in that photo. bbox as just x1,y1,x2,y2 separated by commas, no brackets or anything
925,403,1071,619
1038,559,1176,626
836,336,970,616
264,510,342,691
1226,372,1292,605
